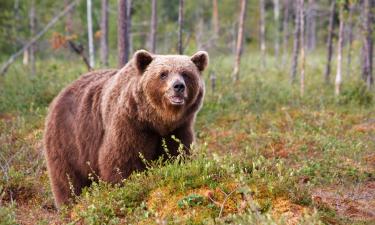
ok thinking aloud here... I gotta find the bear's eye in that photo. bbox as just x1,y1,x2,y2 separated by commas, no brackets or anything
181,72,190,80
160,72,168,80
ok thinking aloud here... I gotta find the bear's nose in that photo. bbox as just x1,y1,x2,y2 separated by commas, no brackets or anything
173,81,185,93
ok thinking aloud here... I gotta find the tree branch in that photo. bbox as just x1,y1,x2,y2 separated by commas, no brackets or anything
0,0,80,76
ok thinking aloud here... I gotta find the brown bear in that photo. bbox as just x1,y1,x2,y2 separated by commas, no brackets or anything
43,50,209,208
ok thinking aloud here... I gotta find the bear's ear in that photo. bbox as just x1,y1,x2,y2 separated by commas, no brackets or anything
133,50,153,73
191,51,209,72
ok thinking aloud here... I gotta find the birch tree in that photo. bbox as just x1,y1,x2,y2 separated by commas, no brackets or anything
87,0,95,68
178,0,184,54
282,0,290,65
273,0,280,58
100,0,109,66
290,2,301,83
299,0,305,96
118,0,129,68
361,0,373,88
232,0,247,81
150,0,157,53
324,1,336,84
29,0,36,76
212,0,219,38
335,3,344,96
260,0,266,67
346,2,354,77
306,0,316,51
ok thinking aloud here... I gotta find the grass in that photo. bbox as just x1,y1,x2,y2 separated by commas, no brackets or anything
0,52,374,224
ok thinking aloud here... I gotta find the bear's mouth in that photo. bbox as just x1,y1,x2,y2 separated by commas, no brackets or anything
169,95,185,105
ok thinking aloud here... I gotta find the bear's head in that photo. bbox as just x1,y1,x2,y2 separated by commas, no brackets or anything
133,50,208,121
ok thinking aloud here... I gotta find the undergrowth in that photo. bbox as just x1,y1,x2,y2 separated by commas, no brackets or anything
0,53,374,224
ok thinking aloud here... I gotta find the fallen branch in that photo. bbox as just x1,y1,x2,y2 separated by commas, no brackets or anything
218,187,238,218
67,40,92,71
0,0,80,76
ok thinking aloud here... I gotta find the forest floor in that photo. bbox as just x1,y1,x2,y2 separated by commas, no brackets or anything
0,55,374,224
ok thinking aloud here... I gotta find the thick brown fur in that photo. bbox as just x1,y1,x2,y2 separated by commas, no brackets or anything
43,50,209,208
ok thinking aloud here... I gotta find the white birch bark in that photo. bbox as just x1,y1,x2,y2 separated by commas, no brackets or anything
87,0,95,68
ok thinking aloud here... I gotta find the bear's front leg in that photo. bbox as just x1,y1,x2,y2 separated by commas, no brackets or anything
98,127,159,183
98,140,134,184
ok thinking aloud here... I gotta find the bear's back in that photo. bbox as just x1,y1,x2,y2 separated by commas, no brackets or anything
44,69,119,165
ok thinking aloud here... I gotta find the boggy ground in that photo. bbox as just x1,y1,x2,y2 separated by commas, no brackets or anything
0,55,374,224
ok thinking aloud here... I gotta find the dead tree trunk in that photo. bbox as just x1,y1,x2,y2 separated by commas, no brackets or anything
362,0,373,88
300,0,305,96
282,0,290,65
335,4,344,96
273,0,280,58
87,0,95,68
212,0,219,38
290,2,301,83
29,0,36,76
324,1,336,84
150,0,157,53
260,0,266,67
100,0,109,66
178,0,184,54
232,0,247,82
68,41,92,71
346,2,354,77
118,0,129,68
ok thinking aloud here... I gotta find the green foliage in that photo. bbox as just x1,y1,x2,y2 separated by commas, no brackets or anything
0,52,374,224
339,81,373,106
178,194,205,209
0,203,17,225
0,60,85,114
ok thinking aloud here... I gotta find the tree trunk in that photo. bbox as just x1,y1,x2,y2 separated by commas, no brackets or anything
150,0,157,53
29,0,36,76
100,0,109,66
64,0,74,34
118,0,129,68
306,0,316,51
15,0,28,66
346,2,354,77
282,0,290,66
260,0,266,67
178,0,184,54
273,0,280,58
324,1,336,84
87,0,95,68
127,0,132,54
362,0,373,89
212,0,219,38
196,11,204,50
232,0,247,82
300,0,305,97
290,1,301,83
335,4,344,96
